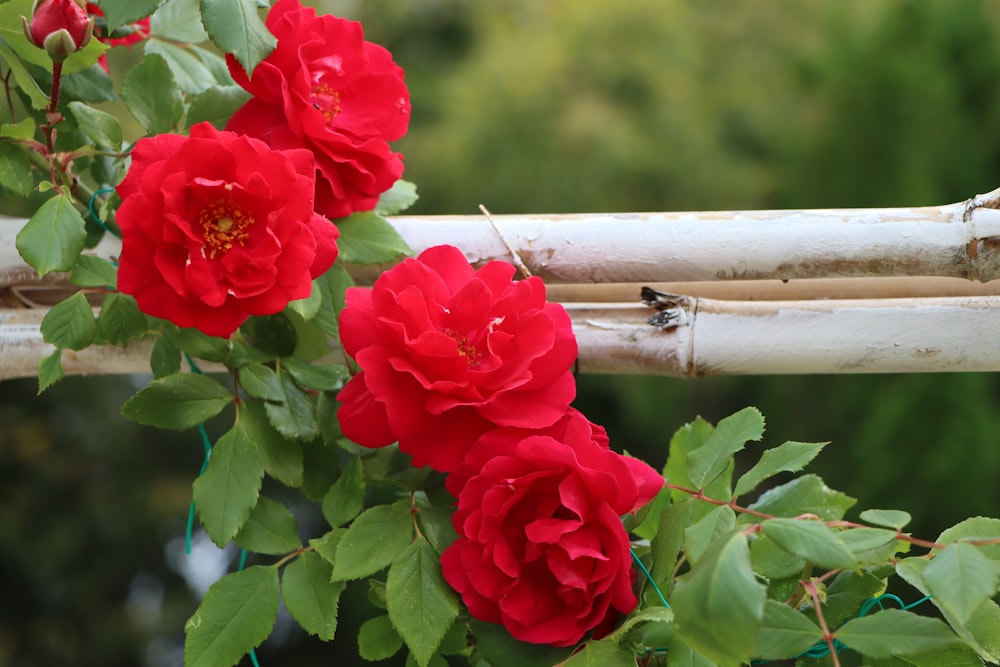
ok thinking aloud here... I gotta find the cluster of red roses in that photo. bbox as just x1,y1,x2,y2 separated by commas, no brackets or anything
114,0,410,337
337,245,664,646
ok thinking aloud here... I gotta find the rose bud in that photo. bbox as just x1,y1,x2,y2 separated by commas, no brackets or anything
22,0,94,61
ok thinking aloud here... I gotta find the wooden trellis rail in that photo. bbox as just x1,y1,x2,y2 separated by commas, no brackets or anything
4,187,1000,380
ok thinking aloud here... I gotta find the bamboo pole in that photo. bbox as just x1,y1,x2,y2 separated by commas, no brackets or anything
4,187,1000,288
3,296,999,380
4,189,1000,380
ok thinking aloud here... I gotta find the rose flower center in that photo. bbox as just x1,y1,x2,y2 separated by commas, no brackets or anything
199,200,255,259
445,329,482,368
310,83,342,123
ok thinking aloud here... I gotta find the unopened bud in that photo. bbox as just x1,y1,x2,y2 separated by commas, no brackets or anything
22,0,94,62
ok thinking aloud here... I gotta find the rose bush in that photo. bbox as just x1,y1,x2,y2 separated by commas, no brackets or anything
116,122,339,338
336,244,578,472
226,0,410,219
439,409,664,646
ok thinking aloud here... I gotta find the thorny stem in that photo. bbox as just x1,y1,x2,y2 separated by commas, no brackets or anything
42,61,64,185
803,579,841,667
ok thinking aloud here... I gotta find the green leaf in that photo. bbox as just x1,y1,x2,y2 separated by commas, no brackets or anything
416,504,459,558
144,39,219,94
386,537,460,667
225,341,273,368
687,407,765,490
322,456,365,528
186,85,251,128
151,0,209,42
301,438,341,501
667,635,722,667
37,348,64,394
193,422,264,546
122,373,233,429
313,264,353,339
164,326,231,362
835,609,959,658
0,117,36,140
470,619,574,667
286,282,322,321
16,193,87,277
199,0,275,75
121,53,183,134
240,313,297,357
561,637,637,667
336,211,413,265
644,496,690,606
68,255,117,288
671,532,766,667
40,291,95,350
733,440,827,498
750,534,807,580
889,568,998,664
607,605,674,644
99,0,164,30
684,505,736,564
0,40,46,108
839,527,899,564
761,518,856,571
358,614,404,661
264,367,319,440
819,570,888,629
752,599,824,661
234,496,301,555
376,179,420,216
0,141,33,195
239,401,303,488
97,292,147,346
191,44,234,84
923,543,1000,626
860,509,913,531
663,420,710,488
67,101,122,149
309,528,344,568
749,474,856,521
936,517,1000,560
184,565,279,667
59,63,115,101
316,391,341,445
282,550,345,641
287,309,328,359
151,335,182,378
238,363,284,402
864,646,986,666
284,358,349,392
332,503,414,581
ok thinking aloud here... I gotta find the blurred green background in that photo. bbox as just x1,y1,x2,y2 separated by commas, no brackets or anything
4,0,1000,664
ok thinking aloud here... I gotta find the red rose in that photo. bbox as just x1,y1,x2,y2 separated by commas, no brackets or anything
439,410,664,646
116,122,339,338
336,245,578,472
23,0,93,61
226,0,410,219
